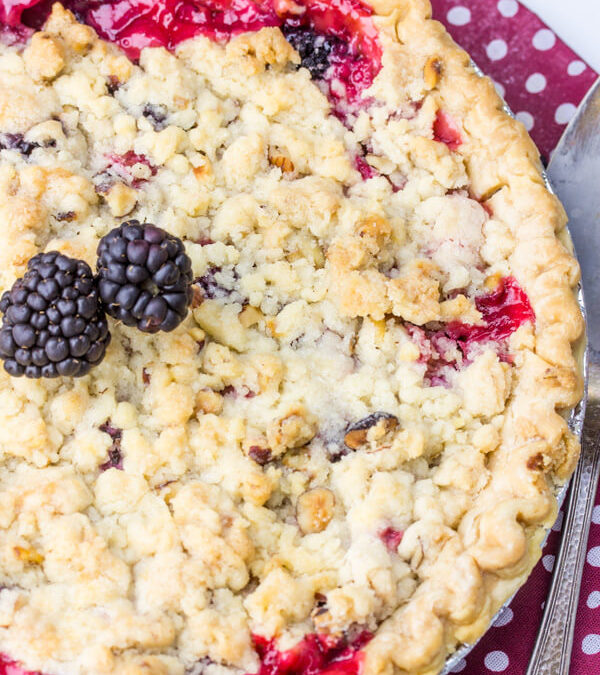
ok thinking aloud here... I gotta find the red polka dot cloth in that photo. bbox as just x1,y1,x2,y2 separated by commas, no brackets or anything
432,0,597,162
431,1,599,673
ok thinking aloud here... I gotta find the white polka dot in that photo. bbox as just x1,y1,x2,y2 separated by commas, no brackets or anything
484,650,510,672
542,554,555,572
555,102,577,125
587,591,600,609
525,73,547,94
568,60,586,76
552,510,564,531
492,607,514,627
449,659,467,673
541,600,545,610
592,505,600,524
493,80,506,98
447,6,471,25
497,0,518,17
582,634,600,655
516,111,534,131
487,39,508,61
587,546,600,567
533,29,556,51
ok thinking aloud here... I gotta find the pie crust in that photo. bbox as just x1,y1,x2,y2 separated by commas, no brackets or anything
0,2,584,675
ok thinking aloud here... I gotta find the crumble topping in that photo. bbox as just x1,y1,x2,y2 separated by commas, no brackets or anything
0,2,583,675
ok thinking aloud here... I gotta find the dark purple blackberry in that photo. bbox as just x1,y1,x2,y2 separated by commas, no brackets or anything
0,252,111,378
193,266,246,305
0,133,39,157
99,420,123,470
97,220,193,333
142,103,168,131
106,75,121,95
194,267,231,301
282,27,340,79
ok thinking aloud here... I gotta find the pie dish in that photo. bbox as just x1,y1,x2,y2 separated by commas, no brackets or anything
0,1,585,674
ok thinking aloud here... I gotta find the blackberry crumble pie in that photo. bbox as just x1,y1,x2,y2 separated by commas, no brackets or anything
0,2,584,674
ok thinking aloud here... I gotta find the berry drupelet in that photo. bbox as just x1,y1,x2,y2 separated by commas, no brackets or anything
0,252,111,378
282,27,340,80
97,221,193,333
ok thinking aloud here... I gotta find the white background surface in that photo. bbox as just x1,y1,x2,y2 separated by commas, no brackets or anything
520,0,600,72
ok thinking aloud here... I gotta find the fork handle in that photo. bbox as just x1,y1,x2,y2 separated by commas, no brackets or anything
526,360,600,675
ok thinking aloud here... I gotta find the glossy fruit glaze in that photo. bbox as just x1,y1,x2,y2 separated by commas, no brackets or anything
0,654,40,675
433,110,462,150
447,276,535,345
0,621,372,675
251,630,372,675
1,0,381,113
408,277,535,386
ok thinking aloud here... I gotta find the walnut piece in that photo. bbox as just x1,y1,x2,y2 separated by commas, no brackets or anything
344,413,399,451
269,152,295,174
196,389,224,416
266,407,317,457
14,546,44,565
423,56,442,89
104,181,137,217
297,488,335,534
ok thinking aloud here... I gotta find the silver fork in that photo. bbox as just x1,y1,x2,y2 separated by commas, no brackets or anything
526,78,600,675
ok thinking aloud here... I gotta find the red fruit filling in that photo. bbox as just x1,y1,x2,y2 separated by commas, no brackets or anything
353,154,376,180
433,110,462,150
0,654,41,675
0,0,38,31
107,150,157,187
250,631,372,675
447,276,535,345
379,526,403,552
2,0,381,116
408,277,535,386
0,632,376,675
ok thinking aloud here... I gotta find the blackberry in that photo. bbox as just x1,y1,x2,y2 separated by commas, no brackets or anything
194,266,238,302
142,103,169,131
0,252,111,378
0,132,39,157
99,420,123,471
106,75,121,95
97,220,193,333
282,27,340,79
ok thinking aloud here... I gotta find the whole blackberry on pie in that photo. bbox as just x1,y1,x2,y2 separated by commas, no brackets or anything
0,252,110,378
96,220,194,333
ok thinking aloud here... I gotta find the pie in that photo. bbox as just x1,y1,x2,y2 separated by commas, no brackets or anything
0,1,584,674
